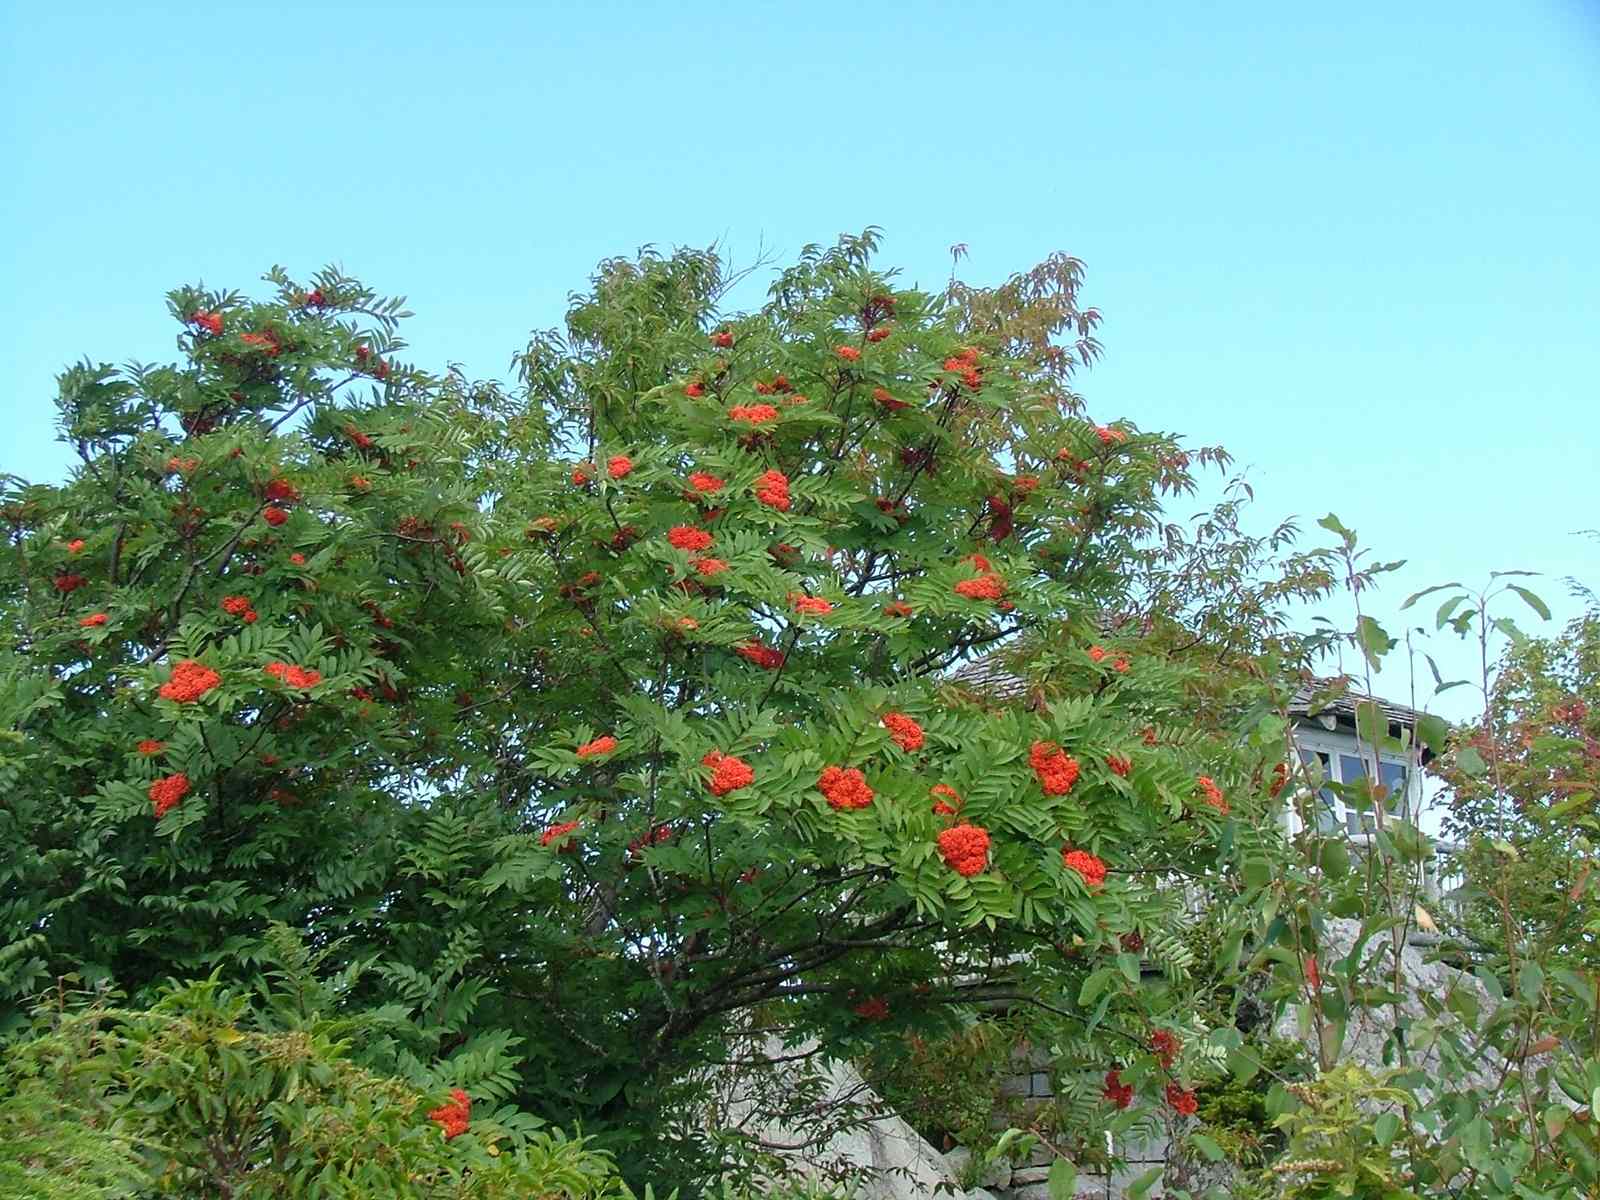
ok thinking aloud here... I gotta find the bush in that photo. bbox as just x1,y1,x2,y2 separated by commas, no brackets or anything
0,962,627,1199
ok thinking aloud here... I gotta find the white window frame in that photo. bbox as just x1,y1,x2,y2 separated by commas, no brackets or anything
1288,727,1418,839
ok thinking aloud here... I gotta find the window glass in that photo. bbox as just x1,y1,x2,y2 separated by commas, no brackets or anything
1338,754,1379,832
1380,762,1408,819
1302,750,1341,833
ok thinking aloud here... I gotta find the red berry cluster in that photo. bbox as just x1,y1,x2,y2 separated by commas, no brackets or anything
881,712,925,752
1061,847,1107,888
736,641,785,670
753,469,791,511
263,479,300,504
240,331,281,356
728,403,779,424
1030,741,1080,795
627,824,675,856
148,772,190,818
818,766,873,810
1102,1069,1133,1109
954,553,1005,601
937,823,991,876
942,346,982,390
872,386,908,412
576,735,617,760
264,662,322,690
702,750,755,797
1197,775,1228,814
668,525,714,552
540,820,581,849
159,660,221,703
427,1089,472,1139
1553,698,1589,725
1165,1082,1197,1116
1090,645,1131,672
1269,761,1290,797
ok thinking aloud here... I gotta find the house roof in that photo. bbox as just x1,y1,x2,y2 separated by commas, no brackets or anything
1287,679,1422,731
945,654,1029,698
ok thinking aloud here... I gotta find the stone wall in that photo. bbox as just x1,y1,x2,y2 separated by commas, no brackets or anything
987,1042,1172,1199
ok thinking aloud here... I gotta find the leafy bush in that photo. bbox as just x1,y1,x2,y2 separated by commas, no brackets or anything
0,949,627,1198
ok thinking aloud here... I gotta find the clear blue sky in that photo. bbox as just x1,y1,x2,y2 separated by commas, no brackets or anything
4,1,1597,717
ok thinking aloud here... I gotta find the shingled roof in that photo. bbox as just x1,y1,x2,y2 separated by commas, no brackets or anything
945,654,1029,697
1288,679,1421,731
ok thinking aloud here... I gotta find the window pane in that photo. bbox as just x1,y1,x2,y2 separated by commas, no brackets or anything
1379,762,1408,819
1298,749,1327,773
1299,751,1342,833
1338,754,1382,832
1318,795,1342,833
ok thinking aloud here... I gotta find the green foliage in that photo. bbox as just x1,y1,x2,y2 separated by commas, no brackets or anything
0,963,625,1198
859,1019,1019,1153
1266,1065,1421,1199
1191,1037,1310,1166
0,236,1332,1191
1218,522,1600,1199
1434,607,1600,969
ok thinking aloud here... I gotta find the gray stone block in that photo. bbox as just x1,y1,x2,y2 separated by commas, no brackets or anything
1004,1178,1108,1200
1023,1140,1054,1167
941,1146,1012,1191
1029,1071,1052,1096
1009,1042,1051,1072
1115,1132,1171,1163
1109,1163,1168,1195
999,1072,1031,1098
